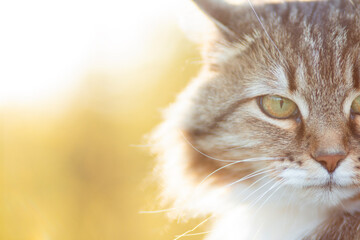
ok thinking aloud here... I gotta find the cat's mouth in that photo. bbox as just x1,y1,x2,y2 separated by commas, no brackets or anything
303,181,359,190
311,181,338,191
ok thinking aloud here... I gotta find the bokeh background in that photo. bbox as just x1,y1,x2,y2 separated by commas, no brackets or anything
0,0,214,239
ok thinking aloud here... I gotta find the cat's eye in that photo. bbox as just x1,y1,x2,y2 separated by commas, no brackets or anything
258,95,298,119
351,95,360,114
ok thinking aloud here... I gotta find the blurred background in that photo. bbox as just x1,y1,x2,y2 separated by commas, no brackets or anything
0,0,212,239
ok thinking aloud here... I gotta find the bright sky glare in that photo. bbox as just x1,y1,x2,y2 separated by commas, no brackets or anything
0,0,184,106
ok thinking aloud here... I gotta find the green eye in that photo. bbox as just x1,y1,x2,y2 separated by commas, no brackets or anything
351,95,360,114
259,95,298,119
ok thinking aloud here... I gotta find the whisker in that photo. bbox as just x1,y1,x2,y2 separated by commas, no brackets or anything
199,161,275,188
198,161,250,186
175,231,213,237
179,130,235,162
174,216,213,240
189,168,276,218
284,186,297,229
225,167,274,188
253,180,285,216
138,208,176,214
348,0,356,7
250,180,283,208
242,177,277,202
246,0,285,60
237,172,274,195
180,129,285,163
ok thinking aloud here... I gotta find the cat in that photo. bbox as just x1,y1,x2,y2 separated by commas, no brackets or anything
151,0,360,239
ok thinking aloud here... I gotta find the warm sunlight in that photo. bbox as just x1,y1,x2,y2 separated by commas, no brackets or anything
0,0,184,106
3,0,359,239
1,0,204,239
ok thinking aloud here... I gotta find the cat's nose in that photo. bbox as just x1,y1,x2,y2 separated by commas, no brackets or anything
313,152,347,173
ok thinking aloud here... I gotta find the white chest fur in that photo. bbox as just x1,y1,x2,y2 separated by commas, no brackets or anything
206,205,328,240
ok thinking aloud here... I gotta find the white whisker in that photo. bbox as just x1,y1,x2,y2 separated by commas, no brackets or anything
253,180,285,216
225,167,274,188
180,130,285,163
237,172,274,196
246,0,285,60
242,177,277,202
199,161,275,188
199,161,249,186
348,0,356,7
179,130,235,162
250,180,281,206
175,231,212,237
174,216,213,240
138,208,176,214
284,186,297,230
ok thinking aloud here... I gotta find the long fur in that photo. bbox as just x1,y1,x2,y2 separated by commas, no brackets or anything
151,0,360,239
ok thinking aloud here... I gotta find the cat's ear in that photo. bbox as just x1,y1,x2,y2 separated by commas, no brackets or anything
192,0,238,39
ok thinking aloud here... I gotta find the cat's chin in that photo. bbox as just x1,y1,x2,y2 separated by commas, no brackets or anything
295,184,360,207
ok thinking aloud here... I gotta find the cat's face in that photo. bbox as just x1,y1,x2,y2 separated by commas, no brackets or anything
153,0,360,209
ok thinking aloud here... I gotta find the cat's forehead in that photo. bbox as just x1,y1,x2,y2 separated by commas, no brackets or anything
219,1,360,104
269,6,360,112
196,0,360,127
276,9,359,95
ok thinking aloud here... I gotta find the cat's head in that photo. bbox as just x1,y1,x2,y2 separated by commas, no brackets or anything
152,0,360,216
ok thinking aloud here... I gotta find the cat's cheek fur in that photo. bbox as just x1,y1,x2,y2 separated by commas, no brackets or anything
333,159,358,186
151,0,360,239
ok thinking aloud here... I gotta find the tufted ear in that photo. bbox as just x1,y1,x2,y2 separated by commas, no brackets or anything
192,0,238,38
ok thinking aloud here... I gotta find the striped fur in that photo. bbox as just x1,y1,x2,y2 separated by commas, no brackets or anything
151,0,360,239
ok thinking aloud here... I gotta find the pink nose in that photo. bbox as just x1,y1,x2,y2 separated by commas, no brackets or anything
313,153,346,173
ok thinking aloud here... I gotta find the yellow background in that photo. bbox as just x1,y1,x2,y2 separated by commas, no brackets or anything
1,0,209,239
